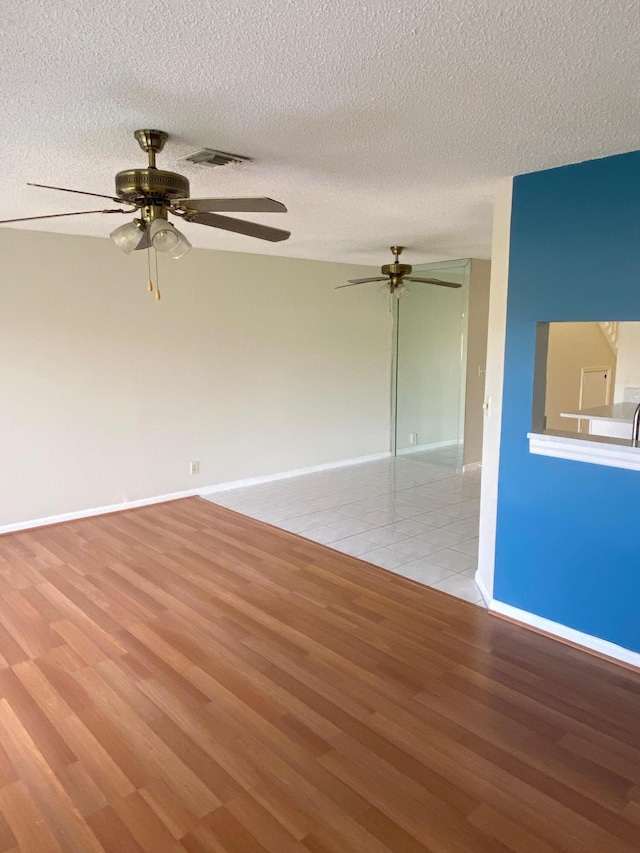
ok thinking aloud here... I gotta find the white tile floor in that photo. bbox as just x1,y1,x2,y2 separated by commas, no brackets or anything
203,447,485,606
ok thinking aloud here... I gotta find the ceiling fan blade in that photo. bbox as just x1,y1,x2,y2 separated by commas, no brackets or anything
176,197,287,214
27,182,132,205
189,211,290,242
0,208,130,225
335,278,389,289
404,277,462,288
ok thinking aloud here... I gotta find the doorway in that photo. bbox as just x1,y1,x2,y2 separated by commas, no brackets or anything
392,259,470,469
579,367,611,432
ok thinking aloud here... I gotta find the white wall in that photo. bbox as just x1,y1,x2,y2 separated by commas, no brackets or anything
0,229,391,527
476,180,512,602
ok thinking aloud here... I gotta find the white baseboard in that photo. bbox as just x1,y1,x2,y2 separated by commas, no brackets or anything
0,486,205,535
0,450,392,535
463,461,482,473
474,571,492,606
199,451,392,495
396,439,460,455
489,599,640,670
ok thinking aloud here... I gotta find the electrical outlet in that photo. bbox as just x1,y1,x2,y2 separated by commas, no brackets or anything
409,433,418,446
190,460,200,475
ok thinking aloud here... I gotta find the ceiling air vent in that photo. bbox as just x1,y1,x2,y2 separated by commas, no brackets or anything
179,148,252,167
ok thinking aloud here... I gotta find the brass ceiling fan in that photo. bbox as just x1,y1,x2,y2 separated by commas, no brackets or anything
337,246,461,297
0,129,290,296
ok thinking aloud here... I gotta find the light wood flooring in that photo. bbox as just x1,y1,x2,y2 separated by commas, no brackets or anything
0,497,638,852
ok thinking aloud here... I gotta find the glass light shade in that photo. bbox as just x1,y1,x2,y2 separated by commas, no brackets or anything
149,218,179,252
110,220,145,254
393,282,409,298
169,230,192,259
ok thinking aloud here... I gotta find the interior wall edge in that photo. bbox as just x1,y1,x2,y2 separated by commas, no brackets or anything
476,179,513,599
474,570,492,606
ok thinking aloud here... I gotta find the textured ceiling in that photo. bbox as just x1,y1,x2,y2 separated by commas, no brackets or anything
2,0,640,265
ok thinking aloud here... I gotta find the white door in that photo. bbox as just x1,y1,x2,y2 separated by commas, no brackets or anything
579,367,611,432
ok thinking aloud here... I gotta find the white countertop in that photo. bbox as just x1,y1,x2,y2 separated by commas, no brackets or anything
560,402,638,425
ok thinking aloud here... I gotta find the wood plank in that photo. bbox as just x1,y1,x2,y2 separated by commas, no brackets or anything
0,496,636,851
0,700,104,852
0,781,58,853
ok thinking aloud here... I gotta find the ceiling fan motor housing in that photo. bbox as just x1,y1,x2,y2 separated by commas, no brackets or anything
382,262,412,277
115,129,190,203
115,168,190,204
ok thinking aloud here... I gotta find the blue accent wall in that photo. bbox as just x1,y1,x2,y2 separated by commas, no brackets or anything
495,150,640,653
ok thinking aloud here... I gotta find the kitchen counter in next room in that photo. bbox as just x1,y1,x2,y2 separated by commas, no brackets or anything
560,402,638,439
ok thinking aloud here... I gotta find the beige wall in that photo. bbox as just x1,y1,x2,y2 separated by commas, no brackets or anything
463,259,491,466
1,229,391,527
614,322,640,401
545,323,615,431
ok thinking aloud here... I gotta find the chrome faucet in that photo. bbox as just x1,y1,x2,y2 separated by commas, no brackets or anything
632,403,640,447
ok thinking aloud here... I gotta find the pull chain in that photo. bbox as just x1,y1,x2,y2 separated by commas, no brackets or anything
146,244,154,293
154,248,161,300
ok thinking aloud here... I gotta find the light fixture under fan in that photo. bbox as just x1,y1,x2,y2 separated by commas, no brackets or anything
0,129,291,296
337,246,461,297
